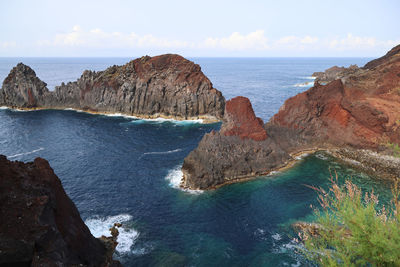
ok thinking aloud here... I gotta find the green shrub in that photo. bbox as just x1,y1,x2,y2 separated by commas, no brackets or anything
387,142,400,158
298,174,400,266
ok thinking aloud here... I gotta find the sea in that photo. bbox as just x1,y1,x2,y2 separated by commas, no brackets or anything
0,57,394,266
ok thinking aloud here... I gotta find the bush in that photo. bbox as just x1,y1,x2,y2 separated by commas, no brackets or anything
298,174,400,266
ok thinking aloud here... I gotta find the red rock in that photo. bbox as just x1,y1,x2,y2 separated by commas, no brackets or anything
220,96,267,141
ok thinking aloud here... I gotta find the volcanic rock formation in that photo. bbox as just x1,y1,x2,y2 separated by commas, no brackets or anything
181,96,290,189
0,155,121,266
0,54,225,122
183,44,400,189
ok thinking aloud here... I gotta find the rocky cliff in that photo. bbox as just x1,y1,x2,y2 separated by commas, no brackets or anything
182,44,400,189
181,97,290,189
0,155,121,266
0,54,225,122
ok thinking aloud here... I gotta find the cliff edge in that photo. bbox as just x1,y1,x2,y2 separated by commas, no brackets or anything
0,155,121,266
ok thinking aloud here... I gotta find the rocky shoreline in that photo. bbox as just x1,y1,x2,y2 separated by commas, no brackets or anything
182,44,400,190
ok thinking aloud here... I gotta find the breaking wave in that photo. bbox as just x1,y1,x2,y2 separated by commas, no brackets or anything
165,165,203,194
8,147,44,158
85,214,139,254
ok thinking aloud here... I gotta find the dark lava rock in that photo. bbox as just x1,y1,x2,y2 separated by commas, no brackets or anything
0,54,225,122
0,155,121,266
311,64,360,84
1,63,50,108
181,97,290,190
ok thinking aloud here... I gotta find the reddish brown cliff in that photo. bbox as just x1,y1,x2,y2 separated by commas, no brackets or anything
220,96,267,141
0,155,121,266
182,44,400,190
270,44,400,149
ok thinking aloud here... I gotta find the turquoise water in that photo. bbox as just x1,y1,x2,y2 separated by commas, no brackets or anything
0,57,392,266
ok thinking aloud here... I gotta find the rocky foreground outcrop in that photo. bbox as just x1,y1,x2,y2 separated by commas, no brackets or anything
182,44,400,190
0,54,225,122
0,155,121,266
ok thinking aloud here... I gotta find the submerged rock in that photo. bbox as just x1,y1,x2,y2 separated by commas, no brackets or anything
0,54,225,122
0,155,121,266
183,44,400,190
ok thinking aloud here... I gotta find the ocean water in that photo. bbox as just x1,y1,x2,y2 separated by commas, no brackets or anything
0,57,393,266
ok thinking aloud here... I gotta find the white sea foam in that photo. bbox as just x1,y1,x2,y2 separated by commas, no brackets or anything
0,106,9,110
85,214,139,254
272,233,282,241
295,153,310,160
315,153,328,160
293,81,313,88
305,76,316,80
62,108,205,124
165,165,203,194
8,147,44,158
130,117,204,125
143,148,182,156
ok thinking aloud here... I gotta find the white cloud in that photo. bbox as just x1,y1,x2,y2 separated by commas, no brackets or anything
33,26,400,55
327,33,399,51
0,41,17,48
200,30,269,51
37,25,190,49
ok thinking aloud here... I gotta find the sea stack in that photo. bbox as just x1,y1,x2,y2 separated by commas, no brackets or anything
0,54,225,122
182,44,400,190
0,155,121,266
181,96,290,189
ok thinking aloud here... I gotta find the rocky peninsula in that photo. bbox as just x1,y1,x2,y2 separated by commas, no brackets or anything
182,44,400,190
0,155,121,266
0,54,225,122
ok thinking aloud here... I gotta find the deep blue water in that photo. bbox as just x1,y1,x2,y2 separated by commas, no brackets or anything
0,57,393,266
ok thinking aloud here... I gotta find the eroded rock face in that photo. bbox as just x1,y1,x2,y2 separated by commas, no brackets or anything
0,155,121,266
220,96,267,141
0,54,225,122
182,44,400,190
271,45,400,150
181,97,289,190
1,63,50,108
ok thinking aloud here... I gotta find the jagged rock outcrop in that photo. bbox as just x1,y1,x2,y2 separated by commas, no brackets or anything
1,63,50,108
0,155,121,266
311,64,361,84
182,44,400,190
181,97,290,190
0,54,225,122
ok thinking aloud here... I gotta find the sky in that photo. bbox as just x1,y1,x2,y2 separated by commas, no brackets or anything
1,0,399,57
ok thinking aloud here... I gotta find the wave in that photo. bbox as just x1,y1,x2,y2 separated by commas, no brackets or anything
293,81,314,88
1,107,205,124
85,214,139,254
142,149,182,157
165,165,203,194
0,106,32,112
8,147,44,158
130,117,204,125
